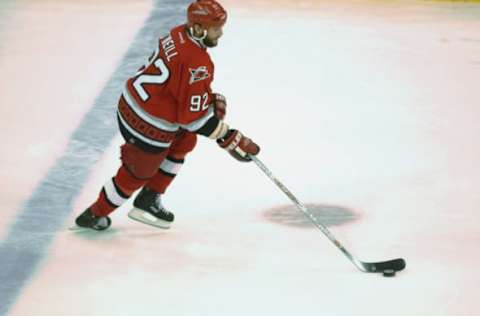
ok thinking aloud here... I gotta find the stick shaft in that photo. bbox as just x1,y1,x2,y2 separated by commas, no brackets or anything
250,155,359,266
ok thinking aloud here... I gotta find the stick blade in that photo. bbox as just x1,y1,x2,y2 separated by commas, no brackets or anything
358,258,406,273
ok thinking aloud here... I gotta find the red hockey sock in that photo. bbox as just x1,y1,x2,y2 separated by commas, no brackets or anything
145,172,176,194
114,165,148,195
90,165,149,217
145,156,183,193
90,189,117,217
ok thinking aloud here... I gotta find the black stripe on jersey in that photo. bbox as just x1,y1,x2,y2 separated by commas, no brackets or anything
102,187,120,208
117,114,168,154
166,156,185,164
111,177,130,199
159,168,176,178
194,115,221,137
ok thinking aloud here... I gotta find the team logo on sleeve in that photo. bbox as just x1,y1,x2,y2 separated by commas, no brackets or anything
189,66,210,85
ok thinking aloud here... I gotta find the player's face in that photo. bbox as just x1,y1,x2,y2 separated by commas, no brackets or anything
204,25,223,47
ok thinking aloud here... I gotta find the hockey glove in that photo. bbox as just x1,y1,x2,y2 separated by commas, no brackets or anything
211,93,227,120
217,129,260,162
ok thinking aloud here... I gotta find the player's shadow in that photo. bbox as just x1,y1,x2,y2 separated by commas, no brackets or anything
263,203,359,228
70,225,168,240
69,227,122,240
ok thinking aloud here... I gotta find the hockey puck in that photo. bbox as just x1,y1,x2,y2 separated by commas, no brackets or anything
382,269,396,277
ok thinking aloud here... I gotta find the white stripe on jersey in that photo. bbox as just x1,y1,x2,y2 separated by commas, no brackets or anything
123,83,215,135
179,106,215,132
123,87,180,132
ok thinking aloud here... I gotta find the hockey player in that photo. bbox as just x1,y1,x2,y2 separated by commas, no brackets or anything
74,0,260,231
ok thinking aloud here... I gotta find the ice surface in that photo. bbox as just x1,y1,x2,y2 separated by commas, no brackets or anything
1,0,480,315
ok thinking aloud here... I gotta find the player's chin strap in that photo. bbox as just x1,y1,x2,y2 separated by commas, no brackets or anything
189,27,207,47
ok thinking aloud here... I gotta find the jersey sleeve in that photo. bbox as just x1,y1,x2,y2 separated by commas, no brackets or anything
168,55,228,139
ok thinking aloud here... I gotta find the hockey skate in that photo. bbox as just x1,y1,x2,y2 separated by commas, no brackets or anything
71,208,112,231
128,187,174,229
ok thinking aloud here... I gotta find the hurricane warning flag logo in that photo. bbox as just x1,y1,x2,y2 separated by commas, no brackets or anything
189,66,210,85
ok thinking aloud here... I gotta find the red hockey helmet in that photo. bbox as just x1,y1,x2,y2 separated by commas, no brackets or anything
187,0,227,28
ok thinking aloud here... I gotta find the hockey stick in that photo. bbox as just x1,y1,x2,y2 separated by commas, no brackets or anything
250,155,406,273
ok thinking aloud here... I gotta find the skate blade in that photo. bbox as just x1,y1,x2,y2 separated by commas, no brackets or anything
68,225,90,232
128,209,171,229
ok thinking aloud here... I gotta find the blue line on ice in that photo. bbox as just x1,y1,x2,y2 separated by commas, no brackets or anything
0,1,190,314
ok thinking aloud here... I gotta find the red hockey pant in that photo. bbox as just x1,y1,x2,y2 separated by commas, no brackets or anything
90,131,197,217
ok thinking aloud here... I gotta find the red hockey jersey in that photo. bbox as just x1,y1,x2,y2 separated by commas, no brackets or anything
119,24,218,148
